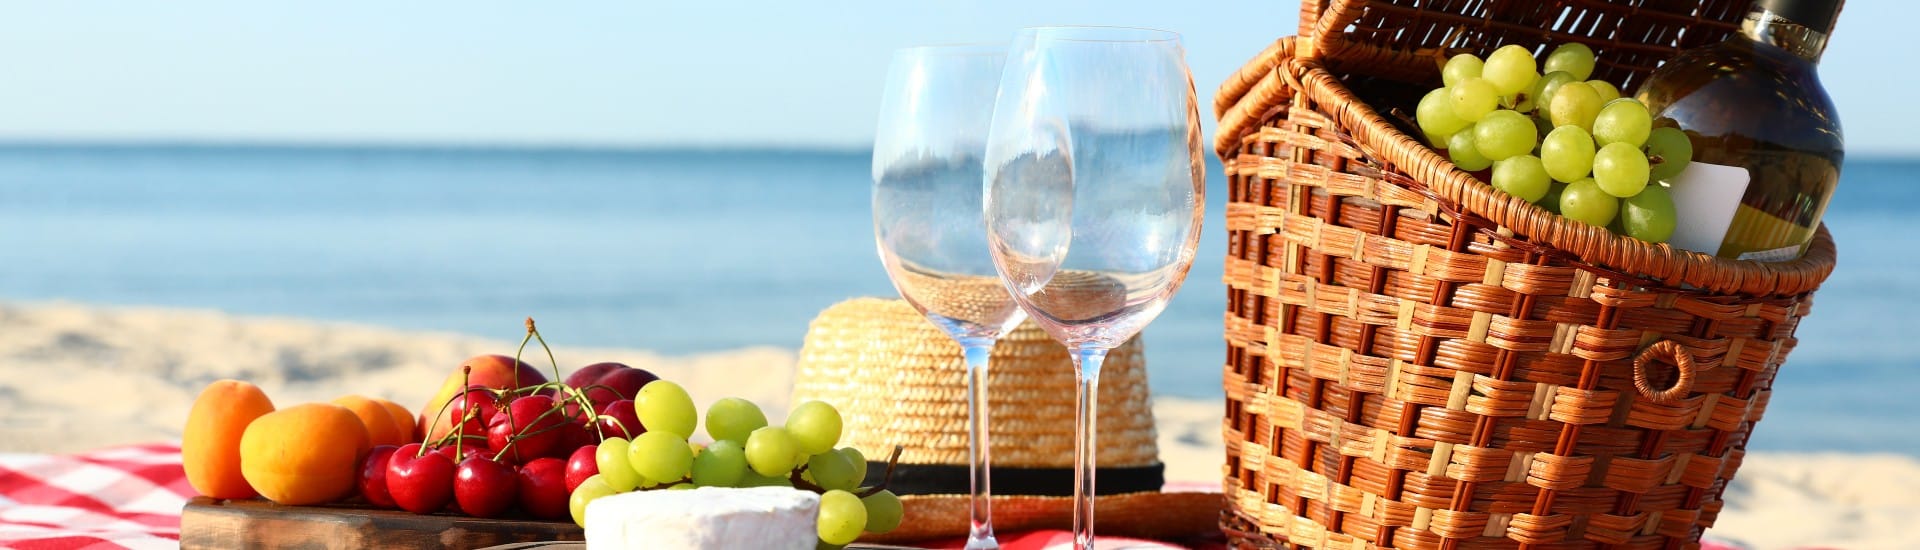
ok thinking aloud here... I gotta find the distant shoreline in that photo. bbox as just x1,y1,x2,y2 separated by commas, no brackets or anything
0,140,1913,161
0,140,872,157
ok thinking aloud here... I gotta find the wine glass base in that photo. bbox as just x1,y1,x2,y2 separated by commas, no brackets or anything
963,535,1001,550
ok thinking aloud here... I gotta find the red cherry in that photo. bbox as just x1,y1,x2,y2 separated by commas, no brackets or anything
449,386,501,438
433,442,485,463
516,458,569,520
454,455,519,518
487,395,565,463
557,420,599,452
564,445,599,493
449,385,500,423
387,443,456,514
358,445,400,508
596,400,644,439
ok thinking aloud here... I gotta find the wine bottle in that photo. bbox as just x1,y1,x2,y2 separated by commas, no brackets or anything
1635,0,1844,261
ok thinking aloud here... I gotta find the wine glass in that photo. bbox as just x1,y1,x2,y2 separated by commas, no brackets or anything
983,27,1204,549
872,43,1023,550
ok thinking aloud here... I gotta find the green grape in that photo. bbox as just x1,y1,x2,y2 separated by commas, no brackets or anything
690,439,749,487
666,483,697,490
805,451,860,491
1449,78,1500,122
744,426,802,476
635,380,697,438
1539,180,1568,214
628,431,695,484
595,436,643,492
1645,127,1694,181
1442,54,1484,87
862,490,905,534
568,474,615,528
1543,43,1596,81
1548,81,1602,131
1621,185,1677,243
1592,142,1650,197
838,448,868,484
741,471,794,488
1531,71,1578,117
784,401,843,455
1482,45,1539,96
1511,91,1536,114
1492,155,1552,203
1559,178,1619,227
705,397,768,444
1540,125,1597,183
1470,110,1537,161
1592,98,1652,147
1446,130,1492,171
816,490,868,546
1417,88,1471,138
1586,80,1620,102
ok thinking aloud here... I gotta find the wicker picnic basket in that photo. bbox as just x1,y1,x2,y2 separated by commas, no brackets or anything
1213,1,1840,548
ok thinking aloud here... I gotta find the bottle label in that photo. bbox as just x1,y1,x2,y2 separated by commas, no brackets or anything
1737,243,1804,262
1664,162,1750,256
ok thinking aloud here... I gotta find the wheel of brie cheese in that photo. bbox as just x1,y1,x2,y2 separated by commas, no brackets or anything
583,486,821,549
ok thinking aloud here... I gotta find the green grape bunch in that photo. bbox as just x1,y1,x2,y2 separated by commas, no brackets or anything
1411,41,1692,244
571,381,907,548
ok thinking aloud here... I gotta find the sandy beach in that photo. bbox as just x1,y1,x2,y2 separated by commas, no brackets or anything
0,300,1912,549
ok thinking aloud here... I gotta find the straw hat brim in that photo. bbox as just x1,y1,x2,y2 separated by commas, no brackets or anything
859,490,1223,544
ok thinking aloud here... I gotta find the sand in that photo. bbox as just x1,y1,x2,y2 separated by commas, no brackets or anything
0,300,1912,549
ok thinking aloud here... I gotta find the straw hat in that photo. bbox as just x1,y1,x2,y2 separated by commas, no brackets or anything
791,297,1221,543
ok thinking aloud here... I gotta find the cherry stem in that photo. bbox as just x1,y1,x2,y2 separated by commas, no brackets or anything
453,366,475,459
489,398,578,462
514,317,607,442
417,366,476,458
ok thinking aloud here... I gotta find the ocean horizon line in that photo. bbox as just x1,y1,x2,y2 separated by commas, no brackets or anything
0,139,873,158
0,139,1915,162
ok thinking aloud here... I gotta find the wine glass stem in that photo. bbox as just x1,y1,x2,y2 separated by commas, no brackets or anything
961,340,999,550
1069,346,1109,550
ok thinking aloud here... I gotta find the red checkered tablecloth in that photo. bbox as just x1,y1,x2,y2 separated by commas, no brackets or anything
0,444,1770,550
0,444,189,549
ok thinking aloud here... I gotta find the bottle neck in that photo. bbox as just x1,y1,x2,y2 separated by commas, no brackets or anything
1737,5,1834,62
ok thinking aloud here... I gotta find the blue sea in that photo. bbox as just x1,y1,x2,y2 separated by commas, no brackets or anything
0,145,1913,454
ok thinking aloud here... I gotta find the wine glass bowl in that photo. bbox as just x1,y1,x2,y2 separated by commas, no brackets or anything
982,26,1204,549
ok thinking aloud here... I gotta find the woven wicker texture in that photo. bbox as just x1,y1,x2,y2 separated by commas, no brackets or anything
1211,1,1839,548
791,297,1157,470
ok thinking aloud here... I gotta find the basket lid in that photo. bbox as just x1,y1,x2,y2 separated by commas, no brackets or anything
1294,0,1811,89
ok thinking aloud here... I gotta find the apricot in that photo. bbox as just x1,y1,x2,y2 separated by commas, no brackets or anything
182,380,276,499
239,403,372,505
374,398,419,444
332,395,404,447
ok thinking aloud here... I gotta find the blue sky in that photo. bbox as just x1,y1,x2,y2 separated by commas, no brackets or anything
0,1,1911,154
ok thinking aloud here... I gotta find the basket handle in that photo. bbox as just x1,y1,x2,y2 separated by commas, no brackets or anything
1300,0,1370,59
1632,340,1701,404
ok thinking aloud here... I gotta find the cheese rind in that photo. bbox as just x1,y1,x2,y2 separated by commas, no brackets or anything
584,486,820,550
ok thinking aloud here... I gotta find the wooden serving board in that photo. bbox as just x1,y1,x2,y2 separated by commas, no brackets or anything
180,497,925,549
180,497,582,550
